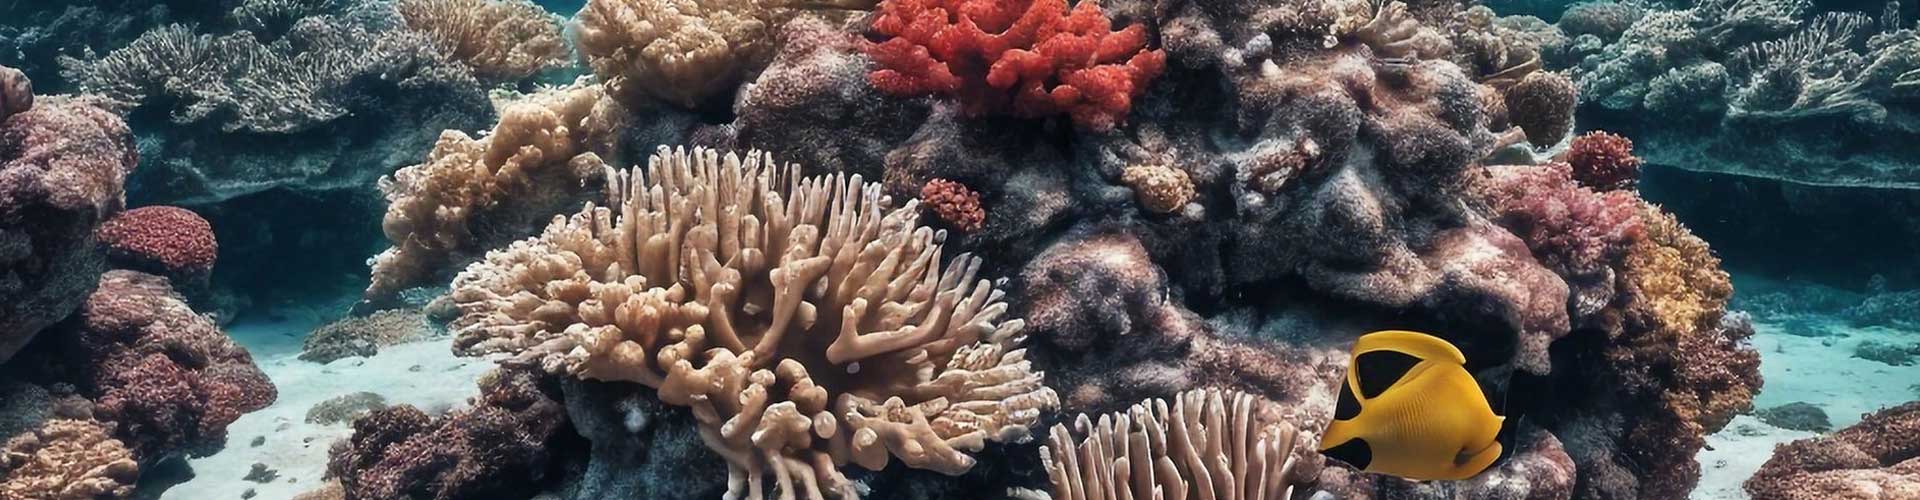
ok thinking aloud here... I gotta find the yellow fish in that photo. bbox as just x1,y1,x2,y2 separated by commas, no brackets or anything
1317,330,1508,481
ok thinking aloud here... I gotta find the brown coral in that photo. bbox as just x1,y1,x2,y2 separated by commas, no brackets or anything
363,84,627,310
300,309,435,363
920,178,987,232
1042,388,1304,500
1504,71,1578,148
1120,163,1195,214
1565,131,1641,191
573,0,772,108
0,418,139,500
448,146,1058,499
0,64,30,121
1746,401,1920,499
397,0,571,82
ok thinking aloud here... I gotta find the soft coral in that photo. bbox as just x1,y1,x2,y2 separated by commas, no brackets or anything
868,0,1165,131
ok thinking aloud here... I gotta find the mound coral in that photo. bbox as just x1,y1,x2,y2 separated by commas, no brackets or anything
326,366,569,500
1041,388,1304,500
1504,71,1578,148
1745,401,1920,499
1564,131,1640,191
921,178,987,232
448,146,1058,499
0,93,138,364
1120,163,1194,214
56,270,277,461
364,84,627,310
396,0,570,82
95,206,219,281
300,309,435,363
867,0,1167,131
574,0,772,107
0,418,140,499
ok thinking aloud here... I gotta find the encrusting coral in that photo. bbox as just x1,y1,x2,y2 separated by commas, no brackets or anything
1041,388,1303,500
1745,401,1920,499
573,0,773,108
396,0,571,82
0,418,140,500
447,146,1059,499
364,84,629,310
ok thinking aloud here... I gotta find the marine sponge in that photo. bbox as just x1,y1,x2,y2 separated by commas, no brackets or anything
397,0,570,82
95,206,219,281
0,64,30,121
921,178,987,232
573,0,772,107
1745,401,1920,499
867,0,1167,131
1565,131,1641,191
1041,388,1304,500
1120,163,1195,214
1503,71,1578,148
448,146,1059,499
0,418,140,500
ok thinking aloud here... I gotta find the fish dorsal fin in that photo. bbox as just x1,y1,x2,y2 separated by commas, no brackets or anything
1353,330,1467,366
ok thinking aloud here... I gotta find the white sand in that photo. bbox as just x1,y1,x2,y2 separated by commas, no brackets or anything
1690,318,1920,499
159,319,493,500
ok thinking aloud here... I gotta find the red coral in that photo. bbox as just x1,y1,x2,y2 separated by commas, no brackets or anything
868,0,1166,131
920,178,986,232
96,206,218,279
1480,163,1644,278
1565,131,1641,191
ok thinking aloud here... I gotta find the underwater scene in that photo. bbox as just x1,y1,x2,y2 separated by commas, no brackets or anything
0,0,1916,498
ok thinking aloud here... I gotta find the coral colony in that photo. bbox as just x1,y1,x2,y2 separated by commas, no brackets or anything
0,0,1916,499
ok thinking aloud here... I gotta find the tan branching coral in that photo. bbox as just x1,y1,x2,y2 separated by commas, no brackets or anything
1121,163,1195,214
1337,1,1451,60
0,419,140,499
1041,388,1303,500
574,0,772,108
449,146,1059,499
397,0,571,82
364,84,627,307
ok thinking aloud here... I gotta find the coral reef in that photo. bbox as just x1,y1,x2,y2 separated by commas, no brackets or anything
395,0,570,82
0,418,140,499
1745,401,1920,499
573,0,773,108
1563,131,1639,191
0,90,137,364
300,309,436,363
867,0,1168,130
446,146,1058,499
94,206,218,283
1504,71,1578,148
327,367,570,500
1041,388,1304,500
920,178,987,232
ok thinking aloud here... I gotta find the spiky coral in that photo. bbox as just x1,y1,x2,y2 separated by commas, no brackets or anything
448,146,1058,499
396,0,570,82
867,0,1167,131
1041,388,1304,500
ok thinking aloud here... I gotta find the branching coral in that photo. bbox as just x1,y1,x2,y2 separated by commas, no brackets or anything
1745,401,1920,499
1120,163,1195,214
1565,131,1640,191
921,178,987,232
397,0,570,82
447,146,1058,499
1336,1,1452,60
0,418,140,500
364,84,626,309
573,0,773,108
95,206,219,281
867,0,1167,131
1041,388,1303,500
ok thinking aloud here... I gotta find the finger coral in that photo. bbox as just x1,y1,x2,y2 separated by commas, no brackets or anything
364,84,627,310
397,0,571,82
448,146,1058,499
1041,388,1303,500
573,0,772,108
95,206,219,282
867,0,1167,131
1745,401,1920,499
1565,131,1641,191
921,178,987,232
0,418,140,500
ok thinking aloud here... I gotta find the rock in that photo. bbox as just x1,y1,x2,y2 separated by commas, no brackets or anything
1756,402,1833,433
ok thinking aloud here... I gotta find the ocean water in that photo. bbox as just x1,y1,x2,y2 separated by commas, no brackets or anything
0,0,1915,499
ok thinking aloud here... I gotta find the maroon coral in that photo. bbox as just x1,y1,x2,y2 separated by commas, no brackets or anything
1566,131,1642,191
867,0,1167,131
96,206,218,279
327,366,569,500
1746,402,1920,499
920,178,986,232
57,270,275,461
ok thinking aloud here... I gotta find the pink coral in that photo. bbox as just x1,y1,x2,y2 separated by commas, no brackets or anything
1566,131,1642,191
868,0,1167,130
1481,163,1645,278
96,206,218,279
920,178,986,232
